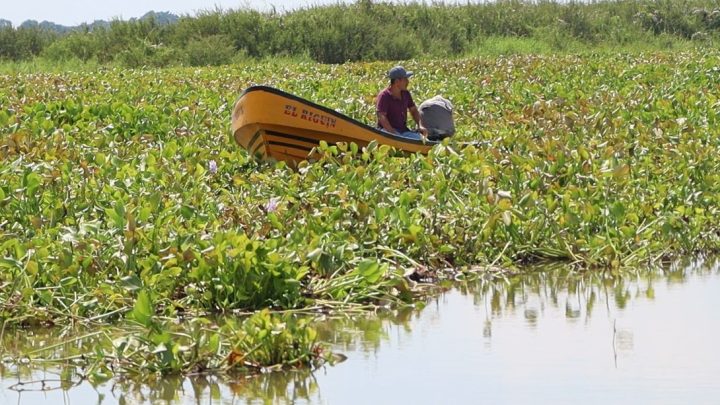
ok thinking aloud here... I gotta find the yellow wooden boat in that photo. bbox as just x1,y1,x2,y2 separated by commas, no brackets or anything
231,85,438,166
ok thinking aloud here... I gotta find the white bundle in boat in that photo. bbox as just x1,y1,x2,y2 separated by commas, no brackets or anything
419,95,455,141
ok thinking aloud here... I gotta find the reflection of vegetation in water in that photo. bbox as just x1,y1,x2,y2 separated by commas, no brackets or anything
462,258,718,336
313,259,719,349
1,324,91,392
314,305,420,353
1,360,321,404
110,372,319,405
227,371,318,404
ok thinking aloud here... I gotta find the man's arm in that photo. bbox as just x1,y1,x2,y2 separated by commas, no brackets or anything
409,106,428,137
377,112,398,134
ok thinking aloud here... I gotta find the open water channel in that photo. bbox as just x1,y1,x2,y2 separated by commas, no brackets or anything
2,259,719,404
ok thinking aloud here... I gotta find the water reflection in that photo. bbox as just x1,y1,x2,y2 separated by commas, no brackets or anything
108,372,319,405
2,258,719,404
0,366,321,405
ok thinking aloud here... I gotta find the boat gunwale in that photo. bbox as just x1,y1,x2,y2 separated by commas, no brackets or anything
237,85,439,148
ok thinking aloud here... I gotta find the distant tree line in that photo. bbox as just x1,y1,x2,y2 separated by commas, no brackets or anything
1,0,719,66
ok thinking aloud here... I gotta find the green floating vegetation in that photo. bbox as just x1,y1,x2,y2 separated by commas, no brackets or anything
1,50,720,378
2,308,331,383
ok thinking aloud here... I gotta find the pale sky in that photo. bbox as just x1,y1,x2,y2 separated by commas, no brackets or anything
2,0,349,27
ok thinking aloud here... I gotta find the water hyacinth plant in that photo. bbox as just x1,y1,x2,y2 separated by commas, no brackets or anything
1,309,332,382
1,50,720,379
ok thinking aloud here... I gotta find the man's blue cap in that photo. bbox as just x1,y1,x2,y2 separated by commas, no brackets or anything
388,66,413,80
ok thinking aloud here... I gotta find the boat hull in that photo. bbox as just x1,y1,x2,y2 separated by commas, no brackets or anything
231,86,437,166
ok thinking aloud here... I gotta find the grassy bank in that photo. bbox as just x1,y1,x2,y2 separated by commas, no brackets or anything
1,0,718,67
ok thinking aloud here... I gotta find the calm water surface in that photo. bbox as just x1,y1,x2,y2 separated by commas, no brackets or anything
2,260,719,404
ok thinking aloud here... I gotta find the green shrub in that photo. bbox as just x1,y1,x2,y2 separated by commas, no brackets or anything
184,34,237,66
117,40,181,68
41,32,97,61
4,1,720,66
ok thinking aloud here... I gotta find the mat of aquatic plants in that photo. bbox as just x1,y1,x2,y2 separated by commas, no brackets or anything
1,50,719,378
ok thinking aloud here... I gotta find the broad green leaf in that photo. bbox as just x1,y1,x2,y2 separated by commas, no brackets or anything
25,173,41,196
358,260,381,283
207,333,220,354
610,201,625,219
131,290,154,327
180,205,195,219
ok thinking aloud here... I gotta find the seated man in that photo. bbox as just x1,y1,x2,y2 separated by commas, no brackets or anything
376,66,427,140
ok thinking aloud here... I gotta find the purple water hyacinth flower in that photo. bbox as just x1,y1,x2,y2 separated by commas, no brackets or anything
264,197,280,213
208,160,218,174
